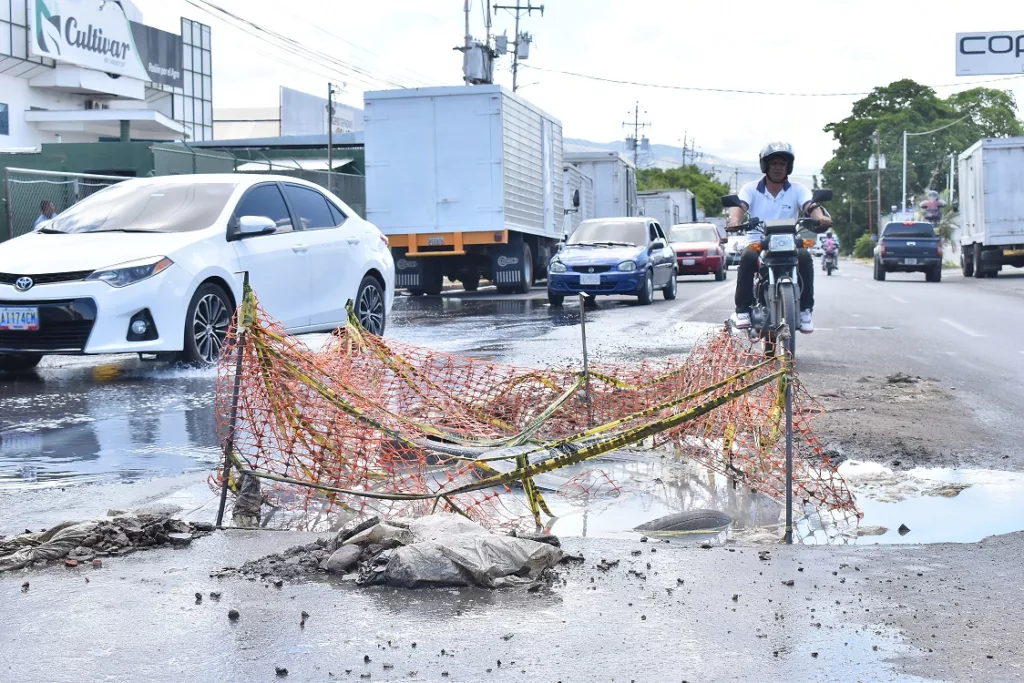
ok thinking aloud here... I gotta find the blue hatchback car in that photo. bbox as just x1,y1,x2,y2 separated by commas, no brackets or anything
547,217,678,306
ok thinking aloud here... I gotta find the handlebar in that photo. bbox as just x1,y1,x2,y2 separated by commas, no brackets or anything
726,216,832,234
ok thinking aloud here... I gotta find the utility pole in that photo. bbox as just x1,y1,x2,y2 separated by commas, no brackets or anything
622,102,650,168
327,82,340,194
867,178,875,238
492,1,544,91
874,130,882,234
949,152,956,206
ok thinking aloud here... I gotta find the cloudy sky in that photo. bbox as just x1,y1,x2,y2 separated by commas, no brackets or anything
142,0,1024,174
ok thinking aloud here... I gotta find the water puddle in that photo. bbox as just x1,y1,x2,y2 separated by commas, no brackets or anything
527,454,1024,546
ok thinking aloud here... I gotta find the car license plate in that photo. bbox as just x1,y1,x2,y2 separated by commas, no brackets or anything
579,274,601,286
427,236,445,246
0,306,39,331
682,258,696,266
904,258,918,265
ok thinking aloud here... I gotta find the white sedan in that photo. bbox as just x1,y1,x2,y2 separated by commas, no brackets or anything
0,174,395,372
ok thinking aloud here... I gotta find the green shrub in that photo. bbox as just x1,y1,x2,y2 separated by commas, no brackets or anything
853,234,875,259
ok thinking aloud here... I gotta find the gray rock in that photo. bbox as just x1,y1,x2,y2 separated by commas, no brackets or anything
167,533,193,546
325,546,361,574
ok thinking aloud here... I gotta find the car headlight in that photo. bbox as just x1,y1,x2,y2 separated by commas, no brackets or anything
617,261,637,272
706,249,719,257
86,256,174,288
549,261,567,273
768,234,796,252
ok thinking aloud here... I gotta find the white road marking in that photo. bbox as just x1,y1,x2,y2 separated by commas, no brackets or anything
939,318,986,338
889,295,908,304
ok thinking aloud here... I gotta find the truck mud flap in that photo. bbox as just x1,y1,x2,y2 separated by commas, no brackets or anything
491,240,526,287
394,256,425,290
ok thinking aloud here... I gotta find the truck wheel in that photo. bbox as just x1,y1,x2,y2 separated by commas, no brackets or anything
961,247,974,277
515,243,533,295
873,259,886,281
925,264,942,283
638,270,654,305
973,245,985,279
548,291,564,307
462,274,480,292
986,271,998,278
0,353,43,374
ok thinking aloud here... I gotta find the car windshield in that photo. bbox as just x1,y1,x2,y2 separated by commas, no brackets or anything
883,222,936,238
668,227,719,244
44,180,238,234
567,221,646,246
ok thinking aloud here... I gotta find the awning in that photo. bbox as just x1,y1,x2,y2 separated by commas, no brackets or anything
235,158,354,172
24,109,186,141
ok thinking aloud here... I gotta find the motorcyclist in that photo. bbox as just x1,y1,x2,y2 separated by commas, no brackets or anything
822,230,839,271
920,190,946,224
728,142,832,333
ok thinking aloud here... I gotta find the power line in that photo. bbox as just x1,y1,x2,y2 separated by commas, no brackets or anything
520,64,1024,97
183,0,412,91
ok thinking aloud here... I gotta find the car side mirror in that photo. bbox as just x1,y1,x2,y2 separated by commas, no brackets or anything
720,237,728,244
238,215,277,236
572,189,581,208
650,240,665,250
721,194,743,208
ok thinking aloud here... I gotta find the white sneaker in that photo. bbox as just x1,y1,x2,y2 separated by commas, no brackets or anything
730,311,751,329
799,310,813,334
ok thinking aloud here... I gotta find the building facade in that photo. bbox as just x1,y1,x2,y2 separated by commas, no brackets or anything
0,0,212,149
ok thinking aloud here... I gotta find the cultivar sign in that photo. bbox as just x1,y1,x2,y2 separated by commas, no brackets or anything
956,31,1024,75
28,0,183,87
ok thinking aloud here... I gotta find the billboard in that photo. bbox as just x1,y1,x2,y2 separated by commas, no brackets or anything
280,86,363,136
956,31,1024,75
28,0,183,87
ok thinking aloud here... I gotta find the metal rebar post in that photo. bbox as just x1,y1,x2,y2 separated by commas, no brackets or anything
579,293,593,427
216,271,250,528
784,354,794,545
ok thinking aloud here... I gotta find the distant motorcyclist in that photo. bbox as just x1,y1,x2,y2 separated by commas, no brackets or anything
728,142,832,334
920,190,946,225
822,231,838,271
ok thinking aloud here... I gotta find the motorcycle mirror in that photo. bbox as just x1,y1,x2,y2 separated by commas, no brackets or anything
721,194,743,208
811,189,833,203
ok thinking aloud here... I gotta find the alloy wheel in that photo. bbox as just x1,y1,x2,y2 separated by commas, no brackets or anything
192,293,231,364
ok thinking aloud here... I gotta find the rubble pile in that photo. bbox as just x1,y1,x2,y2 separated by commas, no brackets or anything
222,514,566,590
0,515,214,572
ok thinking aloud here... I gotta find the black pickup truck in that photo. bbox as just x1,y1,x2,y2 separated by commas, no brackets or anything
873,221,944,282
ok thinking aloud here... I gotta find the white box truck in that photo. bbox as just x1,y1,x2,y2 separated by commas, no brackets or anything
364,85,564,295
958,137,1024,278
639,188,696,225
638,193,680,230
562,164,595,238
564,151,637,218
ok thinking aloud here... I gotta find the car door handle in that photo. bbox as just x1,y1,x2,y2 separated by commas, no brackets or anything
292,245,308,253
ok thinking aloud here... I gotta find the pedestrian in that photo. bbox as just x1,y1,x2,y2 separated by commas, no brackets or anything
35,200,56,227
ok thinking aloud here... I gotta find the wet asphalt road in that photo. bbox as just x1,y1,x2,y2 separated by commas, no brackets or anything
4,260,1024,541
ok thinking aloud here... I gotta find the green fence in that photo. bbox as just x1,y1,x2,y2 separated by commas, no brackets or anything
1,167,128,241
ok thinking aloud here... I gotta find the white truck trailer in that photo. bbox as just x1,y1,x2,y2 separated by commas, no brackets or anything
364,85,564,295
562,164,595,238
958,137,1024,278
564,151,637,219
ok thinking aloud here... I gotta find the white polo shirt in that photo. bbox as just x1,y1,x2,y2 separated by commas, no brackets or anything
738,177,813,238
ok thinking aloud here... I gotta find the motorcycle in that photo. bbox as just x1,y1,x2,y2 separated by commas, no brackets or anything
823,247,838,276
722,189,833,360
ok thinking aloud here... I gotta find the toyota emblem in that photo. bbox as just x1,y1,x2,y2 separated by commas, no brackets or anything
14,277,33,292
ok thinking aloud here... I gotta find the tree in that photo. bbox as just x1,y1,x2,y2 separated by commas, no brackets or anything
637,164,731,216
820,80,1022,250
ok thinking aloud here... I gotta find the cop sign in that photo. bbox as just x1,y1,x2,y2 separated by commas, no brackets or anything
956,31,1024,75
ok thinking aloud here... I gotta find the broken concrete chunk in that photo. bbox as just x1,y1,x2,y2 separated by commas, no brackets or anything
325,546,362,574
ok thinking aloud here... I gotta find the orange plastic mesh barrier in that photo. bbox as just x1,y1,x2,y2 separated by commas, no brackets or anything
214,287,860,535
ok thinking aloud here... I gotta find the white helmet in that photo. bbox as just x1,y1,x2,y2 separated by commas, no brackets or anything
759,141,795,175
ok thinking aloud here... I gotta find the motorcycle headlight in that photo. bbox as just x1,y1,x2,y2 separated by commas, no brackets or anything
768,234,796,252
86,256,173,288
549,261,567,273
617,261,637,272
